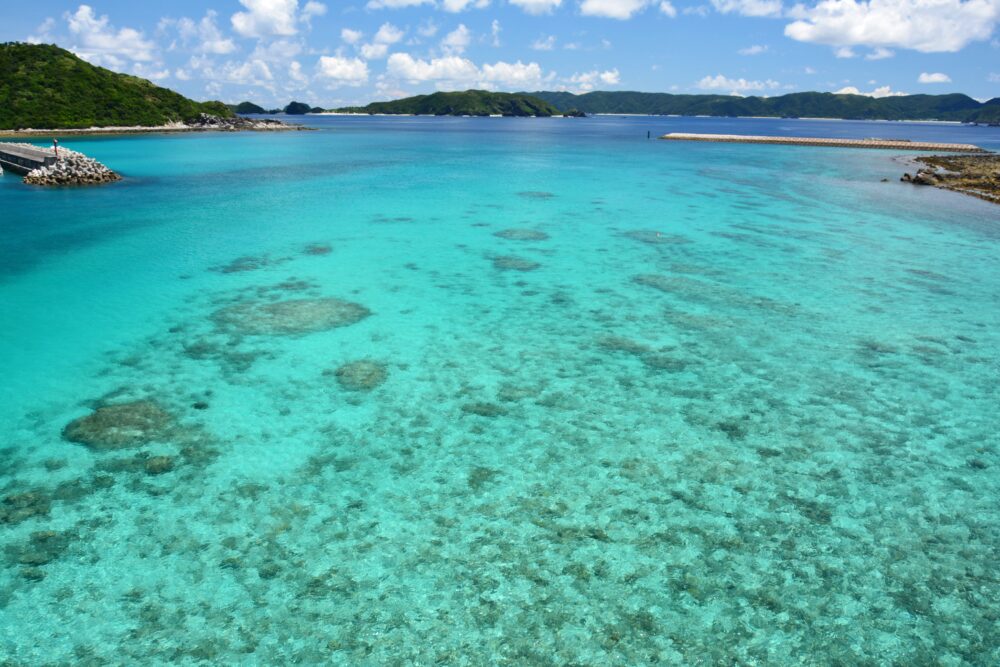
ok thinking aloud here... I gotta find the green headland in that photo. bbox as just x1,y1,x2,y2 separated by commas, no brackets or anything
0,42,231,130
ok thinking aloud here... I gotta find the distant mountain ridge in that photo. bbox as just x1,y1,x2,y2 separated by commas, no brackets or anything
0,43,232,130
336,90,560,117
526,91,1000,124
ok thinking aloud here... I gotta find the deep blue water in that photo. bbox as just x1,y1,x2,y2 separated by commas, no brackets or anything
1,116,998,665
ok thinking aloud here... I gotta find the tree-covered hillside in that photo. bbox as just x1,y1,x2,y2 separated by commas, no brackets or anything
527,90,998,123
0,42,232,130
336,90,559,117
232,101,266,114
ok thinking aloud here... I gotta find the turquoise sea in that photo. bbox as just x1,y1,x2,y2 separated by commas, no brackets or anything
1,116,999,665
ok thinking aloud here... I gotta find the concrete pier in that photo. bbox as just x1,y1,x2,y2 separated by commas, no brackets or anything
659,133,985,153
0,144,57,174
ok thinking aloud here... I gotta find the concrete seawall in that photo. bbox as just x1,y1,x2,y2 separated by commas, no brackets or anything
659,133,985,153
0,144,57,174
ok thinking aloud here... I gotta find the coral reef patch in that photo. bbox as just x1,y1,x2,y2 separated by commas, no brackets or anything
211,298,371,336
328,360,388,392
62,401,174,450
493,256,541,271
494,229,550,241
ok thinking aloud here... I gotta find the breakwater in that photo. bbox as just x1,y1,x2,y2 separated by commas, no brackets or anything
660,133,985,152
0,144,57,173
1,142,121,186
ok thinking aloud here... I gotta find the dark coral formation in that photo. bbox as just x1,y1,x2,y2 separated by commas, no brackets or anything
492,256,541,272
597,335,652,356
9,530,72,567
494,229,550,241
62,401,174,450
212,256,270,274
303,244,332,256
517,191,554,199
211,298,371,336
461,402,507,417
329,360,388,392
0,491,51,524
144,456,175,475
622,230,691,245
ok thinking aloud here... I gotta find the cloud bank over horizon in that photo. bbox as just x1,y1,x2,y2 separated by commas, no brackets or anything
12,0,999,105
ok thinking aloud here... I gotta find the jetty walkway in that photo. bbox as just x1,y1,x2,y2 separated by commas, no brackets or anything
660,133,984,152
0,143,57,174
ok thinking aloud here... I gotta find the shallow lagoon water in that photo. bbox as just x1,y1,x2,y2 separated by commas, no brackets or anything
1,116,999,664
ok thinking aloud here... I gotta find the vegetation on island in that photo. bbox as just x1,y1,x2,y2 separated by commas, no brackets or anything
336,90,560,116
527,90,1000,124
284,101,322,115
232,101,267,114
0,43,232,130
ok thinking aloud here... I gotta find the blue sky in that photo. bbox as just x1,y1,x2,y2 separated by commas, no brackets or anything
4,1,999,106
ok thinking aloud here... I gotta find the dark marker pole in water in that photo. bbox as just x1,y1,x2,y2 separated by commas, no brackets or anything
647,131,650,139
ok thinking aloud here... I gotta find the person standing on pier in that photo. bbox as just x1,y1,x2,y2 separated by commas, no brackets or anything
53,138,59,160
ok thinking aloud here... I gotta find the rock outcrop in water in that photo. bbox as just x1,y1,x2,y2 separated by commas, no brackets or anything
185,113,299,132
16,143,121,186
901,154,1000,204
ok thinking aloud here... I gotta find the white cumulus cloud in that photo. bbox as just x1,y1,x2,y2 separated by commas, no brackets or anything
231,0,302,38
65,5,156,66
360,23,405,59
317,55,369,85
509,0,564,15
481,60,546,87
697,73,781,93
532,35,557,50
366,0,434,8
918,71,952,83
441,24,472,54
164,11,236,55
566,68,621,91
712,0,783,17
580,0,650,18
442,0,491,10
386,52,481,85
865,46,894,59
738,43,768,54
835,84,906,97
785,0,1000,53
386,52,545,89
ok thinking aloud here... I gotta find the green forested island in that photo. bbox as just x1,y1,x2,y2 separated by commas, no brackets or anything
528,90,1000,123
0,42,231,130
336,90,560,117
231,101,267,115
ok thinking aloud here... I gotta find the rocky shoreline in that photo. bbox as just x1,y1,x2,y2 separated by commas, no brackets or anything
0,113,305,138
901,154,1000,205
